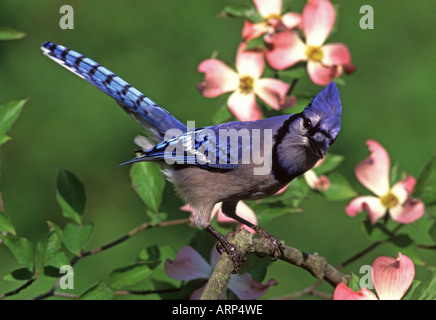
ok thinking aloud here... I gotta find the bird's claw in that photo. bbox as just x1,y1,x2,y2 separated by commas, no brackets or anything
216,240,247,274
254,227,285,261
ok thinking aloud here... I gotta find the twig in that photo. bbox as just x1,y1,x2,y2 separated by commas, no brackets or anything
273,285,332,300
80,218,189,258
0,278,36,299
336,240,385,271
417,244,436,250
114,287,181,296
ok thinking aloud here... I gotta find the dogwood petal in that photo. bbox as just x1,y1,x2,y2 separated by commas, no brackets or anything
266,30,306,70
345,195,386,224
242,21,270,41
390,198,425,224
322,43,352,67
236,43,264,79
355,140,391,197
275,183,290,195
254,78,290,110
372,253,415,300
227,273,278,300
189,284,207,300
197,59,239,97
180,203,197,227
302,0,336,46
209,245,222,267
307,60,341,86
254,0,281,17
228,91,263,121
281,12,302,29
395,175,417,194
165,246,212,280
333,283,378,300
304,170,330,191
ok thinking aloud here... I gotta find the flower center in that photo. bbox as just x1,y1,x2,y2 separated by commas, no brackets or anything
239,75,254,94
305,45,324,63
265,13,281,20
380,192,399,209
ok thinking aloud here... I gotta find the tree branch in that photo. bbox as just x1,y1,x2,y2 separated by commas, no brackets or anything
201,228,349,300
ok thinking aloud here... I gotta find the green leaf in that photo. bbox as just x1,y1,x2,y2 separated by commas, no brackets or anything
3,268,34,282
63,222,94,256
322,173,357,201
37,221,63,262
45,251,70,269
391,234,425,266
147,210,167,226
245,35,266,50
278,67,307,82
152,278,203,300
282,95,311,115
188,229,217,262
429,221,436,243
359,220,391,241
109,262,158,289
313,153,345,175
402,280,422,300
347,272,363,292
0,99,26,147
56,167,86,224
281,176,310,202
0,28,26,40
212,101,233,125
0,211,16,235
43,266,62,278
221,5,264,23
138,244,176,263
0,235,35,269
415,153,436,206
239,254,272,283
411,272,436,300
130,162,165,213
80,281,114,300
255,205,302,226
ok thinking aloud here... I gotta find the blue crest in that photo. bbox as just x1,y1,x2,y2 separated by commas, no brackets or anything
303,81,342,140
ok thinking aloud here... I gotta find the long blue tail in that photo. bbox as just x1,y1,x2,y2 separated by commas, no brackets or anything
41,42,186,140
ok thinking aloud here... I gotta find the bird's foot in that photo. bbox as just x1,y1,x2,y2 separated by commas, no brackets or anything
216,238,248,274
205,224,247,274
253,226,285,260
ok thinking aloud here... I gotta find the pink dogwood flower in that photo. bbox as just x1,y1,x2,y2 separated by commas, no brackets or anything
165,246,277,299
198,42,292,121
304,157,330,192
334,252,415,300
242,0,301,42
180,201,258,234
266,0,354,85
345,140,425,225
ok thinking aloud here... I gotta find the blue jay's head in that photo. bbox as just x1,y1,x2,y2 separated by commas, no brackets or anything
299,81,342,159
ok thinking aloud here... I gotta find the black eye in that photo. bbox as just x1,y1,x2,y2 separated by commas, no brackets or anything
303,117,312,129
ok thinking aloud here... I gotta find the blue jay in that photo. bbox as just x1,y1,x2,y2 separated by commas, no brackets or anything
41,42,342,272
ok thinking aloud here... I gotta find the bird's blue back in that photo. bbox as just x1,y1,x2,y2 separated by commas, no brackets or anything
41,42,186,140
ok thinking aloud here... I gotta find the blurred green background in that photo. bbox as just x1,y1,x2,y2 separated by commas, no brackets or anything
0,0,435,299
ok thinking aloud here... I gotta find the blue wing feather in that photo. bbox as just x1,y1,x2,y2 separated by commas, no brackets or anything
122,128,240,169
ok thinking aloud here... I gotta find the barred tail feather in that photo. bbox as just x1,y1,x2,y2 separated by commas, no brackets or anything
41,41,186,140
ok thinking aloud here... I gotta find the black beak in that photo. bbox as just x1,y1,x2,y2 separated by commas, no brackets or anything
308,136,324,160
